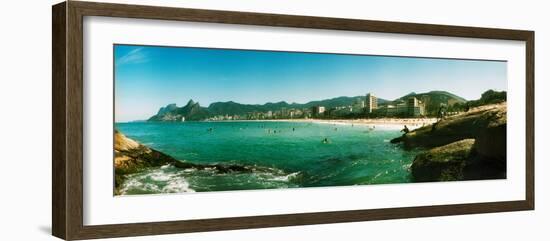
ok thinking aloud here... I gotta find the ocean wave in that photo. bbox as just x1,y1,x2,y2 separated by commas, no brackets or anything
268,171,301,182
194,162,299,183
373,171,384,180
162,178,195,193
149,172,173,182
120,160,305,194
119,166,195,195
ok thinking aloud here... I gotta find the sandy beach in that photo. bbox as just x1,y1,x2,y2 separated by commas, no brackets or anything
281,118,437,130
205,118,437,130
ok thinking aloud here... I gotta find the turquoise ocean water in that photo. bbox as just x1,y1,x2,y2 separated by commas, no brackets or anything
116,121,421,194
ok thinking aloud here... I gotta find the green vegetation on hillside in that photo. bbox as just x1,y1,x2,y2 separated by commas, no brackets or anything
146,90,505,121
449,90,506,112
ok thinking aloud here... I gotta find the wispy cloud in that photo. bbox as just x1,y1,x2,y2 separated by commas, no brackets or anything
116,47,149,66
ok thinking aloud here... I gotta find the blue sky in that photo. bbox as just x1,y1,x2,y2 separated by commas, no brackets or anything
115,44,507,122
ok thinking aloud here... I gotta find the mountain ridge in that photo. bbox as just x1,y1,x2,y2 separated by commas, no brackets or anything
147,90,475,121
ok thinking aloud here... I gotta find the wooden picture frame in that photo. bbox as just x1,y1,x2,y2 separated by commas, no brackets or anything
52,1,534,240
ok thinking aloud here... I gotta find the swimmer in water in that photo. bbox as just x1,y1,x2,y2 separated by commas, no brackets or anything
322,138,329,144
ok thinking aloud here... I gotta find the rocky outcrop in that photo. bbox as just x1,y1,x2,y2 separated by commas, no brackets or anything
115,130,179,173
156,103,178,116
411,139,475,182
114,130,266,193
474,116,506,162
148,99,209,121
392,103,507,182
394,103,506,149
114,130,179,191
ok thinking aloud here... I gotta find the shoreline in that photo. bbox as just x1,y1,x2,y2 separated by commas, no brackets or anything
202,118,437,128
119,118,438,130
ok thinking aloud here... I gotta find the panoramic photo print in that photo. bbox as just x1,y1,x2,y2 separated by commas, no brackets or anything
114,44,507,195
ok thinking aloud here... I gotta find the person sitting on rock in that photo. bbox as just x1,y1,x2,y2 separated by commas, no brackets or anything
437,106,447,121
431,121,438,132
401,125,410,134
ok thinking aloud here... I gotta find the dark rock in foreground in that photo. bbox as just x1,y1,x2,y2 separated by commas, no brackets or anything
114,130,178,192
115,130,178,174
392,103,507,182
392,103,506,149
114,130,270,194
475,117,506,162
411,139,506,182
411,139,475,182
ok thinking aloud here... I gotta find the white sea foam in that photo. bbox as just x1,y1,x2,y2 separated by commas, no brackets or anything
120,167,195,195
149,171,173,182
120,177,163,194
269,172,300,182
162,178,195,193
373,171,385,180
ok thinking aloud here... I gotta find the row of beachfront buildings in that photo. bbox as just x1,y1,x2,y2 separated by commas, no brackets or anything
311,93,427,118
205,93,427,121
365,93,427,117
207,108,312,121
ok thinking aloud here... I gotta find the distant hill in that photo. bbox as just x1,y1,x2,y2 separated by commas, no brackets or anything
467,90,506,107
148,100,209,121
448,90,506,112
391,91,468,116
147,91,472,121
156,103,178,116
301,96,389,109
148,95,389,121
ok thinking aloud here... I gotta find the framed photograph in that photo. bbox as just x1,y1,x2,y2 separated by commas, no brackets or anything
52,1,534,240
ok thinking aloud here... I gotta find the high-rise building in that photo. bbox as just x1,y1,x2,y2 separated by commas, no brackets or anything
407,97,425,117
366,93,378,113
312,106,326,116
